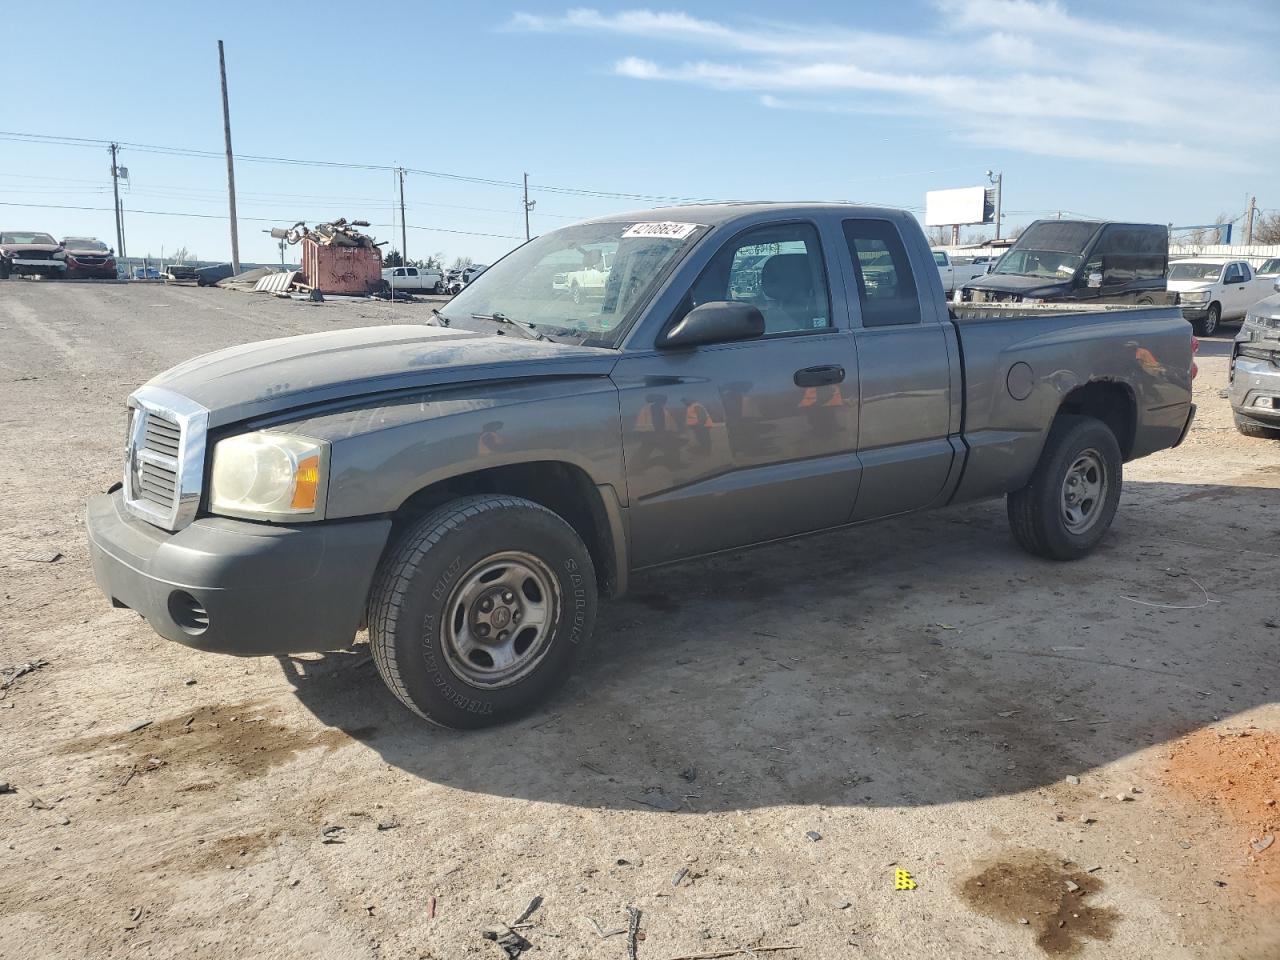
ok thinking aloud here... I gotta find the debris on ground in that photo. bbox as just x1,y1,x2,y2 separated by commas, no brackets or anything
1253,835,1275,854
894,868,917,890
483,896,543,958
376,820,400,831
1065,775,1081,785
1,658,49,698
585,915,627,938
805,830,822,842
321,825,346,844
0,782,13,794
672,866,689,887
126,719,153,733
626,906,642,960
627,789,682,812
19,551,61,563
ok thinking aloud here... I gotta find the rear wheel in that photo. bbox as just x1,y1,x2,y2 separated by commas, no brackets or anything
571,281,583,305
367,495,598,728
1007,415,1122,560
1234,412,1280,440
1195,303,1221,336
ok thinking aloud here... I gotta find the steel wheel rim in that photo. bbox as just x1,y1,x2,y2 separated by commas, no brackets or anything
440,551,560,689
1061,448,1107,534
1205,307,1219,335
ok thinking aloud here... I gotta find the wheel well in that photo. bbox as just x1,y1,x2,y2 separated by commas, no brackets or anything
1057,381,1136,460
390,461,620,597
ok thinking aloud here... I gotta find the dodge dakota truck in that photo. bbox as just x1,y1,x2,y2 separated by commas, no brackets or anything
86,203,1196,728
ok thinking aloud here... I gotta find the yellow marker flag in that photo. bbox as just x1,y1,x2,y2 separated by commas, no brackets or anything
894,868,917,891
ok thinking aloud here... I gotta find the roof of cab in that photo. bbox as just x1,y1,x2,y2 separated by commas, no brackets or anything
580,201,908,227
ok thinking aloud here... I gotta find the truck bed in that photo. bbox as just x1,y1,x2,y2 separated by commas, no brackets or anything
945,303,1193,504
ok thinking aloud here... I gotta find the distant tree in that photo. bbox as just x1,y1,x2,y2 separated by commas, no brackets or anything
171,246,193,263
927,226,951,247
1006,223,1025,240
383,248,403,268
1253,212,1280,245
1187,213,1233,246
451,255,474,271
423,252,444,271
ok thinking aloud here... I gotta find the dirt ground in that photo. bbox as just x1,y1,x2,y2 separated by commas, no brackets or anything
1,280,1278,960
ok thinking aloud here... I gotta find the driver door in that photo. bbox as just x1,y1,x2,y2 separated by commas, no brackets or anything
613,220,861,567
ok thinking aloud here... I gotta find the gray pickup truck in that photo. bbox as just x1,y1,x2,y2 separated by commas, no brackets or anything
87,203,1196,728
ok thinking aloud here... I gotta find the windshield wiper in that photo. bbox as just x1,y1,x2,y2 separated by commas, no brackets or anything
471,312,546,341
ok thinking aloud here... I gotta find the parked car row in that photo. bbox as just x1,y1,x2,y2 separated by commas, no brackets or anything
0,231,118,280
382,263,488,296
947,220,1279,335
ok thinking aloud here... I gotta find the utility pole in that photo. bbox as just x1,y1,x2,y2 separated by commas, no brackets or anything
987,169,1003,240
109,143,126,259
1245,195,1257,245
218,40,241,275
398,167,408,263
523,172,536,241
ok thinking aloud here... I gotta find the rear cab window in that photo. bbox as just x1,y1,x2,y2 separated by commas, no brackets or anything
842,219,923,327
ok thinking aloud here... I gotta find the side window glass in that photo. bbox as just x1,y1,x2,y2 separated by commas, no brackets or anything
842,219,923,327
1241,263,1252,281
406,268,418,278
392,268,404,277
1225,264,1241,283
683,222,831,335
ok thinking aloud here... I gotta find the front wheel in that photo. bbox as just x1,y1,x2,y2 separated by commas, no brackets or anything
1007,415,1122,561
1194,303,1221,336
367,495,598,728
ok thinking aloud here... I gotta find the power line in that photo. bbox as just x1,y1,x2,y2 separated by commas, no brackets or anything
0,129,720,204
0,200,524,239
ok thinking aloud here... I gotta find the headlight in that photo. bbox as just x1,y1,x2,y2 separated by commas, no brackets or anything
1180,290,1211,303
210,431,328,520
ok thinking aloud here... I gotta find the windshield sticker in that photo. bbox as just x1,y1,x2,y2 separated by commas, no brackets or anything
622,221,702,240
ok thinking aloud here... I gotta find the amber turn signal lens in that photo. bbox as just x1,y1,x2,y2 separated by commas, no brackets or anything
291,455,321,510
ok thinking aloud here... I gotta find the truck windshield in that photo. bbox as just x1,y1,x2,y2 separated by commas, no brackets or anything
439,220,706,347
1168,262,1224,282
990,221,1099,279
1,232,56,245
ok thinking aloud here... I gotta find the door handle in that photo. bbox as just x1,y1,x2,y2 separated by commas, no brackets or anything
794,364,845,387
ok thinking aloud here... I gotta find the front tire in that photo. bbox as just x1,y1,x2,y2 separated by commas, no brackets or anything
367,495,598,728
1007,415,1122,561
1194,303,1221,336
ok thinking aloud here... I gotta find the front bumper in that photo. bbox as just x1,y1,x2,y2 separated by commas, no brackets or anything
11,258,66,270
1230,354,1280,424
87,491,391,656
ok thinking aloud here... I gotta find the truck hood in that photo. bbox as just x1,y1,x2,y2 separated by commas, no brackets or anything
146,324,619,428
962,273,1070,297
1166,279,1213,293
2,242,62,256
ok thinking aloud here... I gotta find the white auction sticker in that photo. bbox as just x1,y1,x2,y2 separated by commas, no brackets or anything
621,221,702,240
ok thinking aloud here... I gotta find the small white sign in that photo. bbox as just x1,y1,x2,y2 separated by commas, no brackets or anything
622,221,701,240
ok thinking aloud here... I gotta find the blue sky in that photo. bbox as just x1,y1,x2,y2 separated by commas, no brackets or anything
3,0,1277,265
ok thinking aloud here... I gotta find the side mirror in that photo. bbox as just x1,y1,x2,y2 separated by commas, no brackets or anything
659,300,765,349
1273,278,1280,293
1087,272,1103,289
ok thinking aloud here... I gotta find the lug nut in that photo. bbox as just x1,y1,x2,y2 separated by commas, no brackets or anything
502,591,514,603
513,611,521,623
477,624,491,638
498,630,509,641
480,598,493,612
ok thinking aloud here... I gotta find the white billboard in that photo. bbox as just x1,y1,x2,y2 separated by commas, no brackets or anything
925,186,989,227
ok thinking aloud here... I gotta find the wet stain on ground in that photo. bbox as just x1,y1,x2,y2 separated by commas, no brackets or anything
959,850,1118,956
58,702,374,779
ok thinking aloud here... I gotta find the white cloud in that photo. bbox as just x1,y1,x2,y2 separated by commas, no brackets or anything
510,2,1277,168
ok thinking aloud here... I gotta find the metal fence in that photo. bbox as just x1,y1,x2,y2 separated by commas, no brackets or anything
1169,244,1280,265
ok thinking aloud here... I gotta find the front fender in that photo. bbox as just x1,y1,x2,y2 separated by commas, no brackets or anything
269,377,627,518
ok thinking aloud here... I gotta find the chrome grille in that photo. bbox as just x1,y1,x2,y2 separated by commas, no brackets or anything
122,387,209,531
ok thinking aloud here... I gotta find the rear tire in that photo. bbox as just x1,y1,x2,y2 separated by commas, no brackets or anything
1007,415,1122,561
1194,303,1221,336
367,495,598,728
1234,412,1280,439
